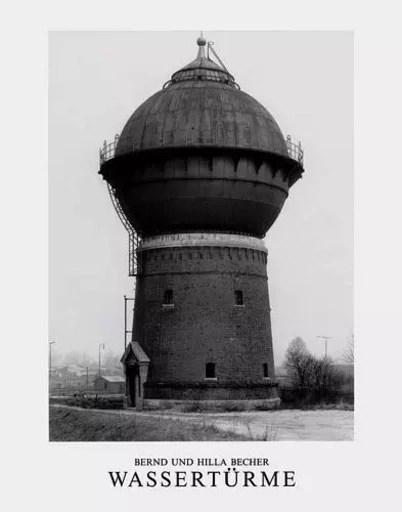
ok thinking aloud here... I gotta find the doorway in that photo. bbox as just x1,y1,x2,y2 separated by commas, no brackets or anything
126,365,138,407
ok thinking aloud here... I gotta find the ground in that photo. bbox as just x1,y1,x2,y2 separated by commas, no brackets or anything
49,404,354,441
49,405,247,441
193,409,353,441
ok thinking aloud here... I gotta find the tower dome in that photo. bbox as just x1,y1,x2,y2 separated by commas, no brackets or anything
114,37,291,159
100,37,303,238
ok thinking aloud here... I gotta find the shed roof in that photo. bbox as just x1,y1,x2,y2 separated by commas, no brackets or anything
121,341,150,364
97,375,125,383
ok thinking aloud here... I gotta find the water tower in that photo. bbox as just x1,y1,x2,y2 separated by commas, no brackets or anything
99,35,304,409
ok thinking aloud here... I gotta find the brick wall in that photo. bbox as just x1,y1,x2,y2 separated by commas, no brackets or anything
144,382,279,401
133,242,277,400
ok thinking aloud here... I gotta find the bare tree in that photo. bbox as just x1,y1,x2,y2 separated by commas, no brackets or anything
343,335,354,364
285,337,311,390
284,337,343,403
285,337,308,361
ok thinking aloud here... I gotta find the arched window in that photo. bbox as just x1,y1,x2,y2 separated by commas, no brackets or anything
163,289,173,305
263,363,269,378
205,363,216,379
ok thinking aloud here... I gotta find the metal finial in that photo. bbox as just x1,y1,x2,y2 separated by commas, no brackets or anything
197,31,206,47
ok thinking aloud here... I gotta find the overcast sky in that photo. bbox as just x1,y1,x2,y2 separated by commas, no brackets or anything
48,31,353,364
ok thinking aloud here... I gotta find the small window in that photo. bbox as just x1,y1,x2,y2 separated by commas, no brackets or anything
263,363,269,378
163,289,173,305
205,363,216,379
235,290,244,305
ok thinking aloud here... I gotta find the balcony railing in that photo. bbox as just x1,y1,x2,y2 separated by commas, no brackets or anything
99,135,120,165
100,133,304,166
285,136,304,165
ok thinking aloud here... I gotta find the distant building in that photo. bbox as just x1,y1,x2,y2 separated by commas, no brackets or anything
65,365,88,377
94,376,125,394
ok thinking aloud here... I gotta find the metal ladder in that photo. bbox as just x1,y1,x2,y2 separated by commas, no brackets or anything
106,182,140,277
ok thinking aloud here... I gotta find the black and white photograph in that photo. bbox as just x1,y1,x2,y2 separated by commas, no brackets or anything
49,30,353,442
3,2,402,511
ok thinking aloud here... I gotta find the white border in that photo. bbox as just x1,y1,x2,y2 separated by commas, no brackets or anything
2,1,402,511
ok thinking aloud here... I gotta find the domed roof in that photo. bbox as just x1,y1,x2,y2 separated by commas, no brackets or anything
115,37,289,159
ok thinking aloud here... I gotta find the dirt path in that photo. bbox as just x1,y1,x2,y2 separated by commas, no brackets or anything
195,410,354,441
50,405,353,441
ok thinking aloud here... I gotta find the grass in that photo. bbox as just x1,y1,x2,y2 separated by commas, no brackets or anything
171,400,280,413
50,395,125,410
50,394,353,414
278,399,354,411
49,406,249,442
164,400,352,413
245,422,277,441
310,401,354,411
179,401,246,413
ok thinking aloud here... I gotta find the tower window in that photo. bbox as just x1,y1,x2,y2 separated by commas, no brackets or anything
263,363,269,378
234,290,244,305
163,289,174,305
205,363,216,379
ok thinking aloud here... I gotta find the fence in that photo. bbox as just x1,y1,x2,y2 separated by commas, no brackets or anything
99,132,304,166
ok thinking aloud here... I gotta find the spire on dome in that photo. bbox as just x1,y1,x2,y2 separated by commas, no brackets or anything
165,33,239,89
197,31,207,48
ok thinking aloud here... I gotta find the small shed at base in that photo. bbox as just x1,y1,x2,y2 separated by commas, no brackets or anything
121,342,150,410
94,375,126,394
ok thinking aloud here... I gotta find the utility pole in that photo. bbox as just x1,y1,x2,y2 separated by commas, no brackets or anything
124,295,127,351
124,296,135,351
317,336,331,358
49,341,56,379
86,366,89,388
99,343,105,377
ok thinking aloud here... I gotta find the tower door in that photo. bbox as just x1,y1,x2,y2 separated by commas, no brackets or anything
127,365,138,407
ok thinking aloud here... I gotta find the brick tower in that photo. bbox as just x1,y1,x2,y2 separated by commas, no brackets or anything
99,35,304,408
